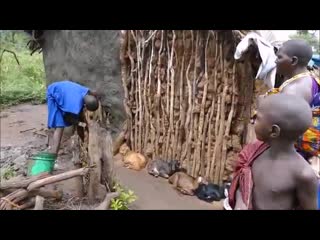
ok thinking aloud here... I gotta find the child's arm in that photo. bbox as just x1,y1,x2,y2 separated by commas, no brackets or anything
234,188,248,210
296,166,318,210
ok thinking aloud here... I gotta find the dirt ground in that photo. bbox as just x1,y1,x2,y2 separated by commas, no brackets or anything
0,104,223,210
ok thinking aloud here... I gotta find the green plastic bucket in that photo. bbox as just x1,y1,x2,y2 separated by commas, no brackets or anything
28,152,56,176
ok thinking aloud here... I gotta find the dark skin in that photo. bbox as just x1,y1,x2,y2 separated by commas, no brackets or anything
48,90,98,155
234,188,247,210
48,114,83,155
276,40,320,176
252,41,315,151
251,142,316,210
254,40,313,107
275,40,314,103
236,95,318,210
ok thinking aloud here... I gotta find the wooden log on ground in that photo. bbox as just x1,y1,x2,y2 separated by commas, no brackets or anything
0,173,50,191
95,192,120,210
34,196,45,210
0,189,28,210
29,188,63,200
0,188,61,210
27,167,91,192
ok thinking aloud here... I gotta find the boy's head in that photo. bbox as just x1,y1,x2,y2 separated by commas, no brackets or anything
276,40,313,76
84,94,99,112
254,94,312,143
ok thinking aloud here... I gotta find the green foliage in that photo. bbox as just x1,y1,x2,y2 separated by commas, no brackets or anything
0,166,16,180
110,183,137,210
290,30,319,53
0,30,46,107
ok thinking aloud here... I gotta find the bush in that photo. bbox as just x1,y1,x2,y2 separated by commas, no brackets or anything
110,183,137,210
0,31,46,107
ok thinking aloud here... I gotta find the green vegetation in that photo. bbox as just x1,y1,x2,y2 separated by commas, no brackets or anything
0,166,16,181
110,183,137,210
0,30,46,107
290,30,319,53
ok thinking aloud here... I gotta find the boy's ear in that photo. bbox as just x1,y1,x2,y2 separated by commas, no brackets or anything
270,124,281,138
291,56,298,66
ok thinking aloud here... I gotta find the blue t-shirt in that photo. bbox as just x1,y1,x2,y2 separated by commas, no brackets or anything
47,80,89,128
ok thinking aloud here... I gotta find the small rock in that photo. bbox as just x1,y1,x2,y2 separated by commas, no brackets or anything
13,165,20,171
13,154,27,166
54,163,61,170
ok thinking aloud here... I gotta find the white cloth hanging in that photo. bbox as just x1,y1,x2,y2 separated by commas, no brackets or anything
234,32,277,88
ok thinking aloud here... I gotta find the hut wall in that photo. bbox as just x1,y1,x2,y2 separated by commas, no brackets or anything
244,80,270,145
121,30,256,184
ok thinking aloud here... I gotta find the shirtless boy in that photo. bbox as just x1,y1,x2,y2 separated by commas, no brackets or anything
229,94,318,210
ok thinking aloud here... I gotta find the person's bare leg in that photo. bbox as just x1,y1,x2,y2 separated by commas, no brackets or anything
48,128,64,155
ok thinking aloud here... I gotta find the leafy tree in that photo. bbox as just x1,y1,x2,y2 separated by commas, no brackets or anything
290,30,319,53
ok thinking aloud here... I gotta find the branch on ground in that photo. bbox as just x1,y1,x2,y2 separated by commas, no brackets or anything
0,49,20,66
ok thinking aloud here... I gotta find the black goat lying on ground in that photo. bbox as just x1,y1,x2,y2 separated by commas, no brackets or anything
147,159,181,179
194,182,231,203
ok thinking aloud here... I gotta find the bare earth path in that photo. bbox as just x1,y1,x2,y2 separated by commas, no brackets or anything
1,104,222,210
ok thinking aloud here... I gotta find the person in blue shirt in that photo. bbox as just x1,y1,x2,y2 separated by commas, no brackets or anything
46,80,99,157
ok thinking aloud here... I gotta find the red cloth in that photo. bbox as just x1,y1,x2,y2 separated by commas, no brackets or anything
228,140,270,209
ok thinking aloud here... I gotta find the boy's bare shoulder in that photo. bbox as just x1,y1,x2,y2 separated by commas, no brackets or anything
294,158,317,184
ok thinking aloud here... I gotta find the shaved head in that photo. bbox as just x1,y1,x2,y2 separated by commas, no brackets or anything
259,94,312,140
84,95,99,111
276,39,313,76
281,40,313,66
